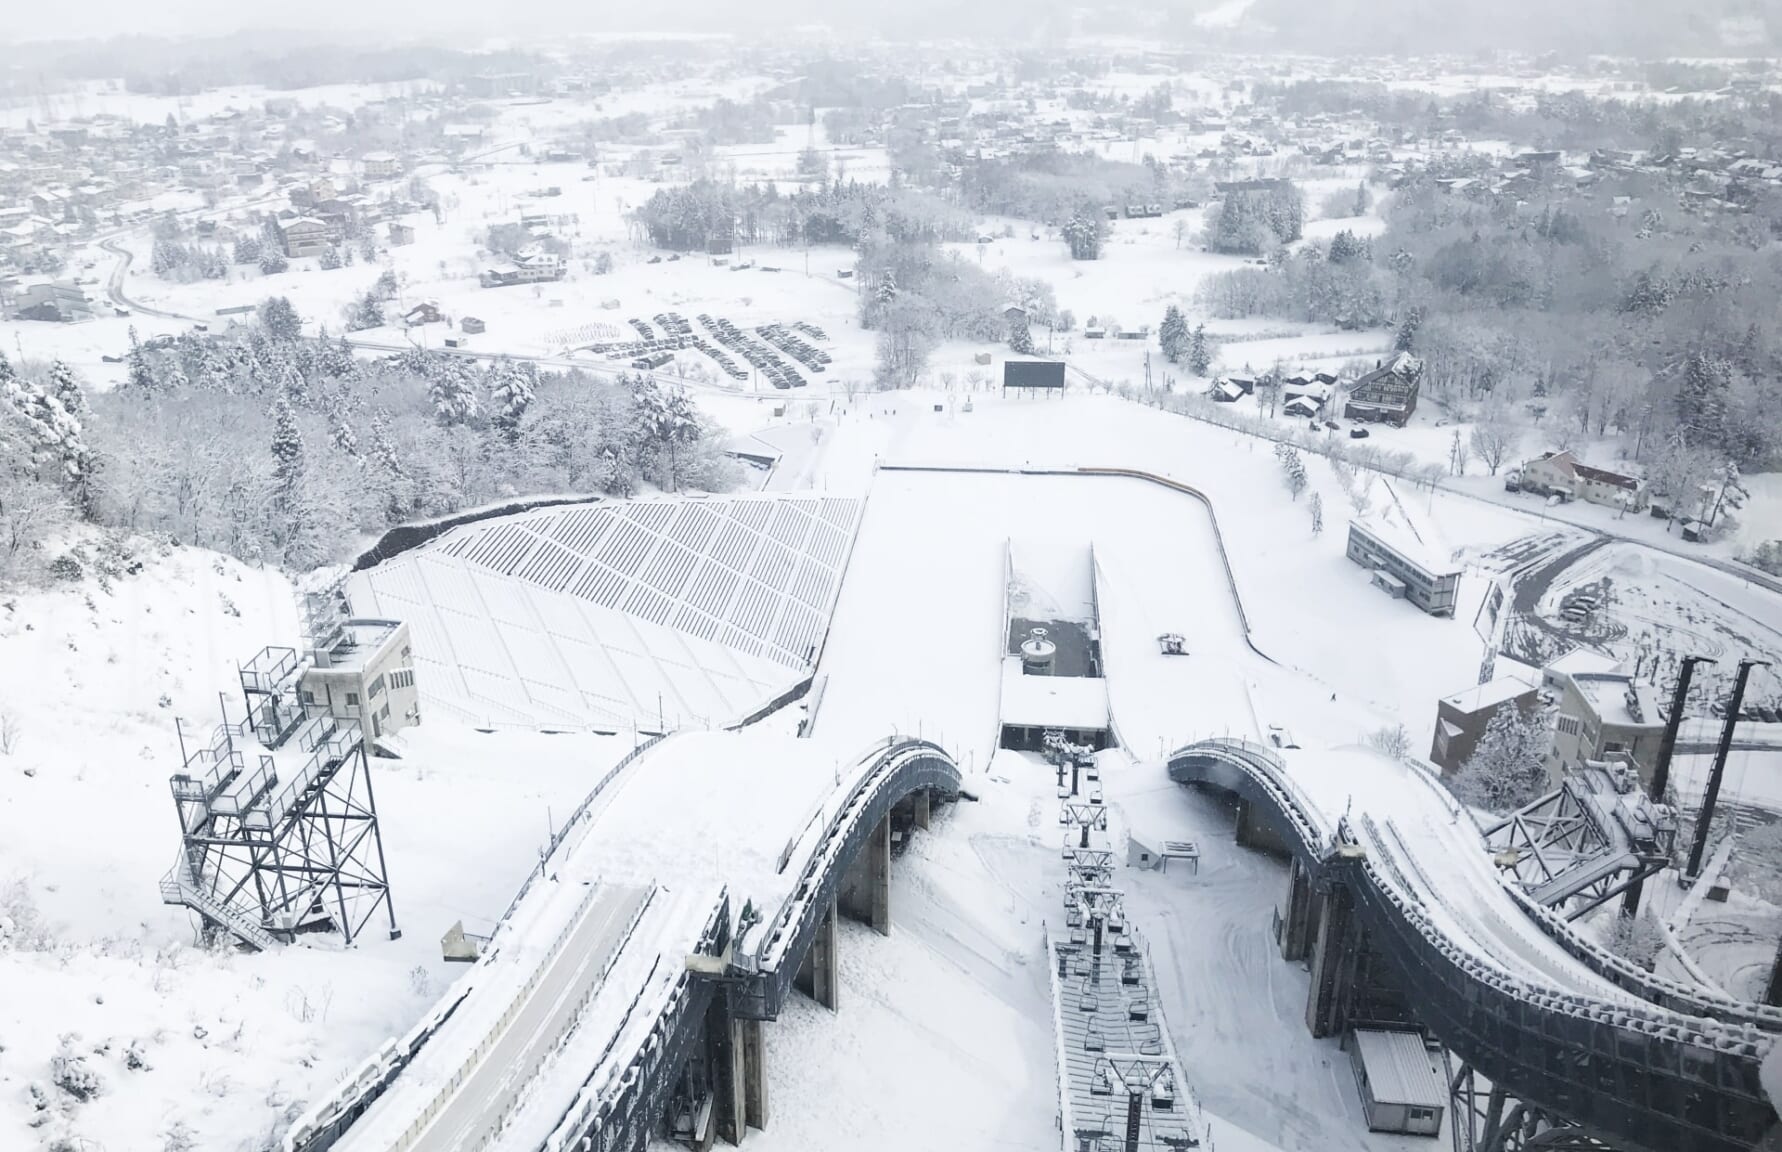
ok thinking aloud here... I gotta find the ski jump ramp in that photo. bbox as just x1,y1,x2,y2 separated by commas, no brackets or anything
291,731,959,1152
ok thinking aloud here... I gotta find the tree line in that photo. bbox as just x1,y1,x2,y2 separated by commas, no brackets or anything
0,299,735,584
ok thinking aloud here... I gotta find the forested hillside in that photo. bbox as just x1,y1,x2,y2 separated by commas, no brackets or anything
0,302,735,584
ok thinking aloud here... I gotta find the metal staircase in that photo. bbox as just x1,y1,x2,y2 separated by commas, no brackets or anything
159,856,279,951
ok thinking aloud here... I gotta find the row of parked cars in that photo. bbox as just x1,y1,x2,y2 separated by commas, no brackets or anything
699,314,808,389
585,310,831,389
756,323,832,374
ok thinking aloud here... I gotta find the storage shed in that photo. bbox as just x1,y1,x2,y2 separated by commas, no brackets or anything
1348,1029,1444,1136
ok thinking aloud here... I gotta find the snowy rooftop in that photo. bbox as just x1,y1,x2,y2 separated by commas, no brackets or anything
1574,674,1661,729
1546,646,1624,680
999,658,1110,730
1352,508,1457,579
1441,674,1537,717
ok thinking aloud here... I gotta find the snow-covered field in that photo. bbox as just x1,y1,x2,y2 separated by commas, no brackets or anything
0,544,632,1150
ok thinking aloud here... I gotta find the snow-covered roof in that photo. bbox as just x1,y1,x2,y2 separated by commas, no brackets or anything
1350,511,1457,579
998,660,1109,730
1545,647,1622,680
1351,1029,1445,1108
1442,674,1536,717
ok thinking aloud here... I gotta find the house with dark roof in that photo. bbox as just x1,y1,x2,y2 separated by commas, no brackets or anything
1343,351,1421,427
1517,451,1645,510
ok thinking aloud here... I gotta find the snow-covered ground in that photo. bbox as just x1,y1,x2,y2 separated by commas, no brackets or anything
0,544,633,1150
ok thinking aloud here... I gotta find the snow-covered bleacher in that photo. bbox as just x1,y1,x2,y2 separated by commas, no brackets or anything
348,495,864,732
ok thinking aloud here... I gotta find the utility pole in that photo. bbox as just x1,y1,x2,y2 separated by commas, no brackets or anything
1685,659,1769,880
1622,655,1711,917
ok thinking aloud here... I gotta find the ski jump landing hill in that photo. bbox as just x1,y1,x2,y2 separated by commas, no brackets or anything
1071,467,1778,1152
863,463,1778,1152
299,460,1779,1152
287,730,959,1152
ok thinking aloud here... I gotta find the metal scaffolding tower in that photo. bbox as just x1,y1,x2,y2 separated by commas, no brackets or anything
160,584,399,950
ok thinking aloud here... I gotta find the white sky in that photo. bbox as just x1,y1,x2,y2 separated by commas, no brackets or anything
0,1,753,43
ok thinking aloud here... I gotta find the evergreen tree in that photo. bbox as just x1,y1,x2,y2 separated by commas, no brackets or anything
1159,305,1188,364
1187,324,1212,376
1675,351,1730,449
126,327,159,392
1062,203,1105,261
268,394,326,568
258,296,303,343
270,393,305,500
490,362,537,438
347,290,385,332
367,406,414,517
322,386,359,458
428,365,482,425
1309,491,1324,536
1449,702,1551,813
1393,307,1424,353
259,249,290,276
47,360,84,422
1007,310,1035,355
1327,229,1368,265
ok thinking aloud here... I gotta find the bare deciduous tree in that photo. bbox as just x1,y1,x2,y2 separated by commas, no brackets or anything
1469,414,1521,476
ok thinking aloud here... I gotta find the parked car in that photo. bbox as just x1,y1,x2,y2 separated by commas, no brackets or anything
1349,427,1370,439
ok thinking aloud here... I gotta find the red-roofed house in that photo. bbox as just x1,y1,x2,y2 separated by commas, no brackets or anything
1518,451,1646,510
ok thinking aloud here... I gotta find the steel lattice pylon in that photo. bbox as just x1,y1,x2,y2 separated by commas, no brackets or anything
164,641,399,950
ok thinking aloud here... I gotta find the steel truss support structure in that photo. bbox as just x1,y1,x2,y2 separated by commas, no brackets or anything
1449,1061,1625,1152
1481,768,1673,920
168,714,399,949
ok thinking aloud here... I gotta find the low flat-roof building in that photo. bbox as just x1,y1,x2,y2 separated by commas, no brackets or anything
1346,516,1461,617
1430,674,1540,772
299,616,419,741
1547,663,1663,788
1349,1029,1445,1136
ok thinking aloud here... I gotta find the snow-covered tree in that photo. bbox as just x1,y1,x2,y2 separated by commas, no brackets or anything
1705,460,1747,529
490,362,537,438
428,367,482,426
1327,229,1369,265
1007,309,1034,355
1187,324,1212,376
322,386,359,459
1159,305,1188,365
270,393,305,501
346,290,385,332
1393,307,1423,353
1062,204,1105,261
258,296,303,343
1448,701,1552,813
1274,442,1308,500
126,327,159,392
1309,491,1323,536
634,376,702,490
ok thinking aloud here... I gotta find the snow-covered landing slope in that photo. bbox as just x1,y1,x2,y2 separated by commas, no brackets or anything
352,494,864,733
0,543,629,1152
